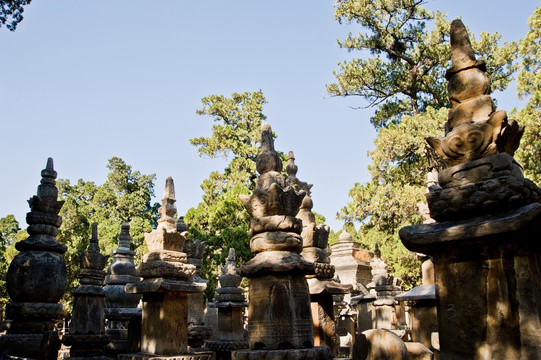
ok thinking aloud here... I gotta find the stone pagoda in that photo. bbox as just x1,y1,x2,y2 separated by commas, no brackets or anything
62,224,110,359
232,123,332,360
103,222,142,356
286,151,352,355
400,19,541,359
180,218,212,350
0,158,68,359
121,177,210,359
206,248,249,360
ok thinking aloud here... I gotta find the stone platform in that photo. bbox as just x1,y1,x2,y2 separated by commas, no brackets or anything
119,352,213,360
232,346,333,360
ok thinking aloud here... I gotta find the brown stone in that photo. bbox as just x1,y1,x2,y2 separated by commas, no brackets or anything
352,329,408,360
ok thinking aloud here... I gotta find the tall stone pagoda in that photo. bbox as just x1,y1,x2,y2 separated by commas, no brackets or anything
206,248,249,360
103,222,142,356
121,177,210,359
62,224,109,359
232,123,332,360
400,19,541,359
0,158,68,359
286,151,352,355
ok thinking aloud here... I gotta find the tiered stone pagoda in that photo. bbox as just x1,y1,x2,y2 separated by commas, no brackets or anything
0,158,68,359
206,248,249,360
400,19,541,359
180,218,212,350
62,224,110,359
103,222,142,356
121,177,210,359
232,123,332,359
286,151,352,355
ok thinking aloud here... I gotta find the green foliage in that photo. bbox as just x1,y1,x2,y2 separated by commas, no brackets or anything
328,0,517,129
57,157,158,307
186,91,268,299
0,0,31,31
515,7,541,185
0,215,23,301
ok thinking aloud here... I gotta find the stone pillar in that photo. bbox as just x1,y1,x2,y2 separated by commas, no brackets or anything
0,158,67,360
120,177,210,360
401,19,539,360
206,248,249,360
62,224,109,359
286,151,353,356
232,123,332,360
103,222,142,356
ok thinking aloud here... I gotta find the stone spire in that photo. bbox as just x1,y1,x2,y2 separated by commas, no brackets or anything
2,158,68,358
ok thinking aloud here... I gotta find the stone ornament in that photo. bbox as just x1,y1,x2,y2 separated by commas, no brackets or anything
427,20,524,167
1,158,68,359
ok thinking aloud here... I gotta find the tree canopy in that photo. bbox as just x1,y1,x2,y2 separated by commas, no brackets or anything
0,0,31,31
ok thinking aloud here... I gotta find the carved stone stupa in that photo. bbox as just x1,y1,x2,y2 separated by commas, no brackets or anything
0,158,68,359
232,123,332,360
121,177,210,359
62,224,110,359
400,19,541,359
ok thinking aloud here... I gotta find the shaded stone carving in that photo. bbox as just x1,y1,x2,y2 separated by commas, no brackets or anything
206,248,249,360
426,20,524,167
103,222,142,356
400,19,541,360
232,123,331,360
0,158,67,359
62,224,110,359
121,177,211,360
286,151,352,355
352,329,409,360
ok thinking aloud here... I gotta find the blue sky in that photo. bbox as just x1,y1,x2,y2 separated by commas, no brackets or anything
0,1,538,232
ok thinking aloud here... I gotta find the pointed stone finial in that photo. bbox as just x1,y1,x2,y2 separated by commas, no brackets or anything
256,123,282,175
374,243,381,258
118,222,132,249
157,177,177,231
338,227,353,243
80,224,108,272
35,157,60,203
286,151,298,180
228,248,236,262
446,19,486,79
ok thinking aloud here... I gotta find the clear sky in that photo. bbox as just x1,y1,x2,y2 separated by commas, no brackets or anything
0,1,538,232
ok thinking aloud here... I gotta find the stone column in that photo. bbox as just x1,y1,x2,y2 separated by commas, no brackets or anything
120,177,210,360
400,19,539,360
232,123,332,360
62,224,109,359
0,158,67,360
206,248,249,360
103,222,142,356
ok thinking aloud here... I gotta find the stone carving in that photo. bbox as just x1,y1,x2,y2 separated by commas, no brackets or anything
0,158,68,359
206,248,249,359
426,20,524,167
121,178,210,359
103,222,142,356
232,123,331,359
62,224,110,359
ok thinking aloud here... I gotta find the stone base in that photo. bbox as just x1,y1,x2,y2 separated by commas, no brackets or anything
206,340,249,352
232,346,333,360
119,352,212,360
0,331,61,360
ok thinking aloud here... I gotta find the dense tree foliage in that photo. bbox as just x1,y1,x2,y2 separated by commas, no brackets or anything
0,215,26,301
0,0,31,31
328,0,517,129
329,0,519,289
57,157,159,306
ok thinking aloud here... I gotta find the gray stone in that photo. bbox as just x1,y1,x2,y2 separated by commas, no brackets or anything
352,329,408,360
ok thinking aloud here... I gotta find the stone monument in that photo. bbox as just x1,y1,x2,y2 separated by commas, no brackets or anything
206,248,249,360
286,151,352,355
120,177,210,359
62,224,110,359
0,158,68,359
103,222,142,356
232,123,332,360
400,19,541,359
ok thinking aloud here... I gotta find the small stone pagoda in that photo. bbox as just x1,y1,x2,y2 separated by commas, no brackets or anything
103,222,142,356
121,177,210,359
232,123,332,360
286,151,352,355
206,248,249,360
400,19,541,359
0,158,67,359
62,224,109,359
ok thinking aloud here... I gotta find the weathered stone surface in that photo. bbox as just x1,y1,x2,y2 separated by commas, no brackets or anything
241,251,314,276
119,352,213,360
352,329,408,360
404,342,433,360
250,215,302,235
395,285,435,302
232,347,333,360
330,229,372,293
250,231,303,253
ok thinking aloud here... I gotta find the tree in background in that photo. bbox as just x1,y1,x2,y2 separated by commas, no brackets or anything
186,90,273,299
57,157,159,306
516,7,541,185
329,0,518,289
0,0,32,31
0,215,26,301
